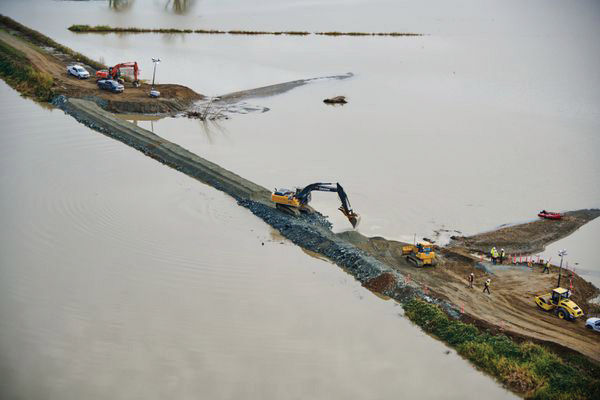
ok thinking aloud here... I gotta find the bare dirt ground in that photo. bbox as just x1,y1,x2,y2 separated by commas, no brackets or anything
0,29,203,114
341,226,600,362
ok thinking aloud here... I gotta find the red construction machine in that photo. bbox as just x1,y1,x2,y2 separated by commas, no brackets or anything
96,62,141,87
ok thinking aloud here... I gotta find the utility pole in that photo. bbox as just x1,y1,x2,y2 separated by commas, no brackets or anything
151,57,161,89
557,249,567,288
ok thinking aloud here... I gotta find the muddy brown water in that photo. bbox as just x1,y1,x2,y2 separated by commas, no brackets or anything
0,0,598,396
3,0,594,273
0,81,515,399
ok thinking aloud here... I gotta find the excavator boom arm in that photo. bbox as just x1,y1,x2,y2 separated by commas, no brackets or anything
110,62,140,81
294,182,360,228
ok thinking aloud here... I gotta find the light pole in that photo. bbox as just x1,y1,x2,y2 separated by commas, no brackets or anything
151,57,161,89
557,249,567,288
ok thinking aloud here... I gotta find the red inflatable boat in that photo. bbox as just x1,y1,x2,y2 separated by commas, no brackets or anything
538,211,562,220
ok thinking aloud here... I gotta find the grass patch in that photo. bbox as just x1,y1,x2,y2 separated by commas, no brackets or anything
404,299,600,399
1,15,105,71
67,24,421,37
0,39,54,101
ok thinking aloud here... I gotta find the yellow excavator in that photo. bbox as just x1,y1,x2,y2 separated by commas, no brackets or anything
402,241,437,267
271,182,360,228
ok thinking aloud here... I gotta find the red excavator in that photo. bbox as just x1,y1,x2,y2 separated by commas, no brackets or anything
96,62,140,87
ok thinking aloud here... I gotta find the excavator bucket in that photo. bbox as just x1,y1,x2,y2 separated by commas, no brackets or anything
348,213,361,229
339,207,360,228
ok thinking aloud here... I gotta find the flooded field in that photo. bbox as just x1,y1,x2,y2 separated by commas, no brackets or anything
5,0,597,238
4,0,592,279
0,81,514,398
1,0,599,397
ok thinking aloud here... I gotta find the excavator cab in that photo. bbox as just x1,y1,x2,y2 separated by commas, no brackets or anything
271,188,301,208
271,182,360,228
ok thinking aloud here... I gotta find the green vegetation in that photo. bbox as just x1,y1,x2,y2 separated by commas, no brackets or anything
0,39,53,101
0,15,105,71
68,24,421,37
403,299,600,399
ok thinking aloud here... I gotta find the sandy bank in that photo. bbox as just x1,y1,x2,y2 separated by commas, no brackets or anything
450,209,600,255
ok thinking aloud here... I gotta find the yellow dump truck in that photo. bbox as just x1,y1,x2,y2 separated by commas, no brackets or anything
402,242,437,267
534,287,584,320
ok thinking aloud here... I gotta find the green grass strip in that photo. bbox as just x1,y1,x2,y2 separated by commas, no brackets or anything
404,299,600,399
0,39,54,101
68,24,421,37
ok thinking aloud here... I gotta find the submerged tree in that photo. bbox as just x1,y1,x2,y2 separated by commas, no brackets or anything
165,0,196,15
108,0,134,11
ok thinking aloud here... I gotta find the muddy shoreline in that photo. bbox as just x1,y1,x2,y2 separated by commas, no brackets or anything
450,209,600,255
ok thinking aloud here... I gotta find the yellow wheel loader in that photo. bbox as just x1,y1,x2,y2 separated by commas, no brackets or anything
271,182,360,228
402,242,437,267
534,287,583,321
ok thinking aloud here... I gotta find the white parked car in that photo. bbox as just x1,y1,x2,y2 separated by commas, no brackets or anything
66,64,90,79
585,317,600,332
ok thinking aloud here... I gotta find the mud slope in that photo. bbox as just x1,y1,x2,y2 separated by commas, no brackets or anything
451,209,600,254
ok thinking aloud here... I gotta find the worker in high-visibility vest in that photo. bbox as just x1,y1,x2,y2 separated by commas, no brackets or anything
483,278,491,294
491,247,498,264
542,261,550,274
499,248,505,264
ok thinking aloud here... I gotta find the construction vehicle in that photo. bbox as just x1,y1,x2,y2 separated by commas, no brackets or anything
271,182,360,228
96,62,140,87
402,241,437,267
534,287,584,320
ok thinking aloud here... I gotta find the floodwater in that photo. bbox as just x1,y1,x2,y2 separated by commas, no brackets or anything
0,0,598,397
1,0,598,236
0,81,514,398
8,0,594,281
541,218,600,288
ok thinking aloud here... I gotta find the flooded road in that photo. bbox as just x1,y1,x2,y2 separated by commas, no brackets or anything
0,81,514,399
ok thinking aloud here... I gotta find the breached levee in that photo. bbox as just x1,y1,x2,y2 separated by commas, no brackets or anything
54,96,439,308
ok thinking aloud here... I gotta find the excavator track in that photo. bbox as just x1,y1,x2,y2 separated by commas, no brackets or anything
275,203,301,216
407,254,424,267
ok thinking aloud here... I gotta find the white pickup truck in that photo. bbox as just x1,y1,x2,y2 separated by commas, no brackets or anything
66,64,90,79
